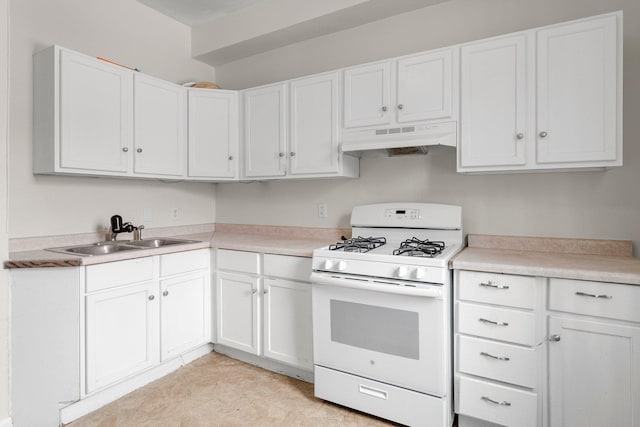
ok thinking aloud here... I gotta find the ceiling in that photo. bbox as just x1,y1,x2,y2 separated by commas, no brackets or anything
137,0,270,26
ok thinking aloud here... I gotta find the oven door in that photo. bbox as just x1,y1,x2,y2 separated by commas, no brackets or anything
311,272,446,396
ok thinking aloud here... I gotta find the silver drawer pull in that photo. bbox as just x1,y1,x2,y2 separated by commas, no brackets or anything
480,351,510,361
576,291,613,299
479,318,509,326
479,281,509,290
481,396,512,406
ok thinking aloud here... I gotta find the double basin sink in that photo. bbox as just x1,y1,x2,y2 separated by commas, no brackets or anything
47,238,201,257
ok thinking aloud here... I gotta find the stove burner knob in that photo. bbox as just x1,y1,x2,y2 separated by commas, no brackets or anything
414,268,426,279
397,266,408,278
337,261,348,271
324,260,334,270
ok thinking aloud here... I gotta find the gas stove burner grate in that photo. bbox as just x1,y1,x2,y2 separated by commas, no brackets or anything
393,237,445,257
329,236,386,253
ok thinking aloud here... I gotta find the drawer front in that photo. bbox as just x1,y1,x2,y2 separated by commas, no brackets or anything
314,365,445,427
458,335,537,388
86,257,154,293
458,270,536,309
457,302,537,346
457,375,537,427
549,278,640,323
216,249,260,275
264,254,312,282
160,248,210,277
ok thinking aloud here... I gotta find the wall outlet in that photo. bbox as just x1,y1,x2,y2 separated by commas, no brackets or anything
318,202,328,218
171,208,179,220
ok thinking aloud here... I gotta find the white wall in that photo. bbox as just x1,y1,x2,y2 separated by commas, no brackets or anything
214,0,640,253
9,0,217,238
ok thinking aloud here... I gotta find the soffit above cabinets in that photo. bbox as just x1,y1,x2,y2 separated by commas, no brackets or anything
136,0,270,27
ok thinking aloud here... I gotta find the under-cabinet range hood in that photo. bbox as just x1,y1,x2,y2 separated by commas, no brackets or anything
341,121,456,156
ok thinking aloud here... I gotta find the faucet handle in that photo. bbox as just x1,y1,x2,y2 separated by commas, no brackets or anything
133,225,144,241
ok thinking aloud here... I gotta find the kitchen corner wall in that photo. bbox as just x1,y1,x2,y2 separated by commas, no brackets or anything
0,0,8,422
214,0,640,254
8,0,218,238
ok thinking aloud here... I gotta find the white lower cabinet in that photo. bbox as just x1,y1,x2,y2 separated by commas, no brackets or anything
215,249,313,371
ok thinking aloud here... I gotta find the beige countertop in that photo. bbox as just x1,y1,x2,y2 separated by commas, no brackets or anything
4,224,346,269
452,234,640,285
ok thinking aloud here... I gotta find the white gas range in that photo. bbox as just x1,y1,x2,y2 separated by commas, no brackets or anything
311,203,463,427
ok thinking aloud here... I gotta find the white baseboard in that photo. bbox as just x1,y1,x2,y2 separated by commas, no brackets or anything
60,344,213,425
0,417,12,427
213,344,314,383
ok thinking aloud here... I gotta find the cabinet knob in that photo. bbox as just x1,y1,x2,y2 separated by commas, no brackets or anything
148,295,155,301
381,106,388,112
397,104,404,110
549,334,561,342
122,147,129,152
263,289,269,294
251,288,257,294
539,131,548,138
136,148,143,153
279,152,285,157
162,290,169,297
228,156,233,161
290,152,296,157
516,133,525,140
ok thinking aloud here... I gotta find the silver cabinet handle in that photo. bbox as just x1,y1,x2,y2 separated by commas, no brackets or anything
576,291,612,299
290,152,296,157
148,295,155,301
381,106,388,112
279,152,285,157
539,131,548,138
136,148,143,153
549,334,561,342
479,318,509,326
479,281,509,290
481,396,511,406
516,133,525,140
162,290,169,297
122,147,129,152
480,351,510,361
397,104,404,110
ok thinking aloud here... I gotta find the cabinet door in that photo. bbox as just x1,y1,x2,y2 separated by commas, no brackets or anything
58,50,133,173
188,89,238,179
289,72,340,175
134,75,187,176
343,61,391,128
263,278,313,369
536,14,619,165
459,34,528,169
548,316,640,427
216,272,260,354
244,83,287,178
160,271,210,361
85,281,159,394
396,49,453,123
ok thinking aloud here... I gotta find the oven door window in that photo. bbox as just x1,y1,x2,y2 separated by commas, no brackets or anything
330,300,419,359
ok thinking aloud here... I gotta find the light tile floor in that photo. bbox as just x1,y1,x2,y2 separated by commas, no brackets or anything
68,352,397,426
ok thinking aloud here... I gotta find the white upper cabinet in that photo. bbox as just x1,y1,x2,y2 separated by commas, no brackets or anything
243,82,287,178
34,46,134,176
133,74,187,177
188,89,238,180
459,34,528,168
536,14,619,165
289,72,340,175
343,48,456,130
458,11,622,173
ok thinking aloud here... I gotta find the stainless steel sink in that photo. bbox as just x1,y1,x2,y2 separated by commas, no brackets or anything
125,238,200,248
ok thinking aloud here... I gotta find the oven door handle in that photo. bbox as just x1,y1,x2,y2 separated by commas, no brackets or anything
311,272,442,298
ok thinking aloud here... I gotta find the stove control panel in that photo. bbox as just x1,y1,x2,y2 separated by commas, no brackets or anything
384,208,420,220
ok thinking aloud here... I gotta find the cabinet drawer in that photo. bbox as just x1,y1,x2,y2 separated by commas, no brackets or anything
85,257,154,293
548,278,640,323
457,302,537,346
264,254,312,282
457,375,537,427
216,249,260,275
458,270,536,309
160,249,209,277
458,335,537,388
315,365,445,427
